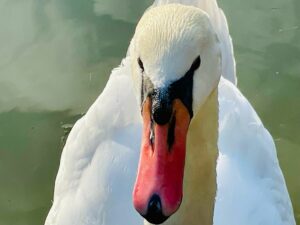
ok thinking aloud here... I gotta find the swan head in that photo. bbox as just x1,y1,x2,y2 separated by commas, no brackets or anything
130,4,221,224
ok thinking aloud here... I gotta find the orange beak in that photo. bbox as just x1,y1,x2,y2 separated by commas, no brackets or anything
133,97,191,224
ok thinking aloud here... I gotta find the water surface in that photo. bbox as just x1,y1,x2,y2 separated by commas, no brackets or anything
0,0,299,224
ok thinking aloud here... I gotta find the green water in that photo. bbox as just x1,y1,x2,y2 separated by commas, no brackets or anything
0,0,299,224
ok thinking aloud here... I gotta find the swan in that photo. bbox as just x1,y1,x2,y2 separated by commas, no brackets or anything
45,1,296,225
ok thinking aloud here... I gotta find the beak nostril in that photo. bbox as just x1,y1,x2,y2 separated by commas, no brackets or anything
149,116,155,147
143,194,169,224
167,115,176,150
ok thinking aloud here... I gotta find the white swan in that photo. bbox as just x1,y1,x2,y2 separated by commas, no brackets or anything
45,1,296,225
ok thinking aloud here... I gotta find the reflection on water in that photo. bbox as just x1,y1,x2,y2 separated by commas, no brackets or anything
0,0,147,113
0,0,299,224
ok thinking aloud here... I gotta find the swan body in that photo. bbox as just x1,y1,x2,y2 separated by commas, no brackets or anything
45,1,296,225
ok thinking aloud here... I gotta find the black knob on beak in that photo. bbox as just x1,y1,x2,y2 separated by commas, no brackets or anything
152,105,172,125
143,194,169,224
151,89,172,125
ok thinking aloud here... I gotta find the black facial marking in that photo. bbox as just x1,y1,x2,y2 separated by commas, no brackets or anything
140,55,201,120
140,56,201,148
141,72,154,109
141,72,144,106
151,89,173,125
167,115,176,150
169,55,201,118
139,58,145,105
190,55,201,72
138,57,144,72
141,77,153,109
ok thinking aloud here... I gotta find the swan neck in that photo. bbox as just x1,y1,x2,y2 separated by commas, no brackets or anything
164,88,219,225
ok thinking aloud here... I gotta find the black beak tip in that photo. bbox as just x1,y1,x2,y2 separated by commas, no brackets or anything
142,194,169,224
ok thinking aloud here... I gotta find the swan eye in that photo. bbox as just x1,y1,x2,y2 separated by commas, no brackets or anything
189,55,201,72
138,57,144,72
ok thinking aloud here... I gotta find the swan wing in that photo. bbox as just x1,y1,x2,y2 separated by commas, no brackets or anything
215,78,296,225
45,58,143,225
